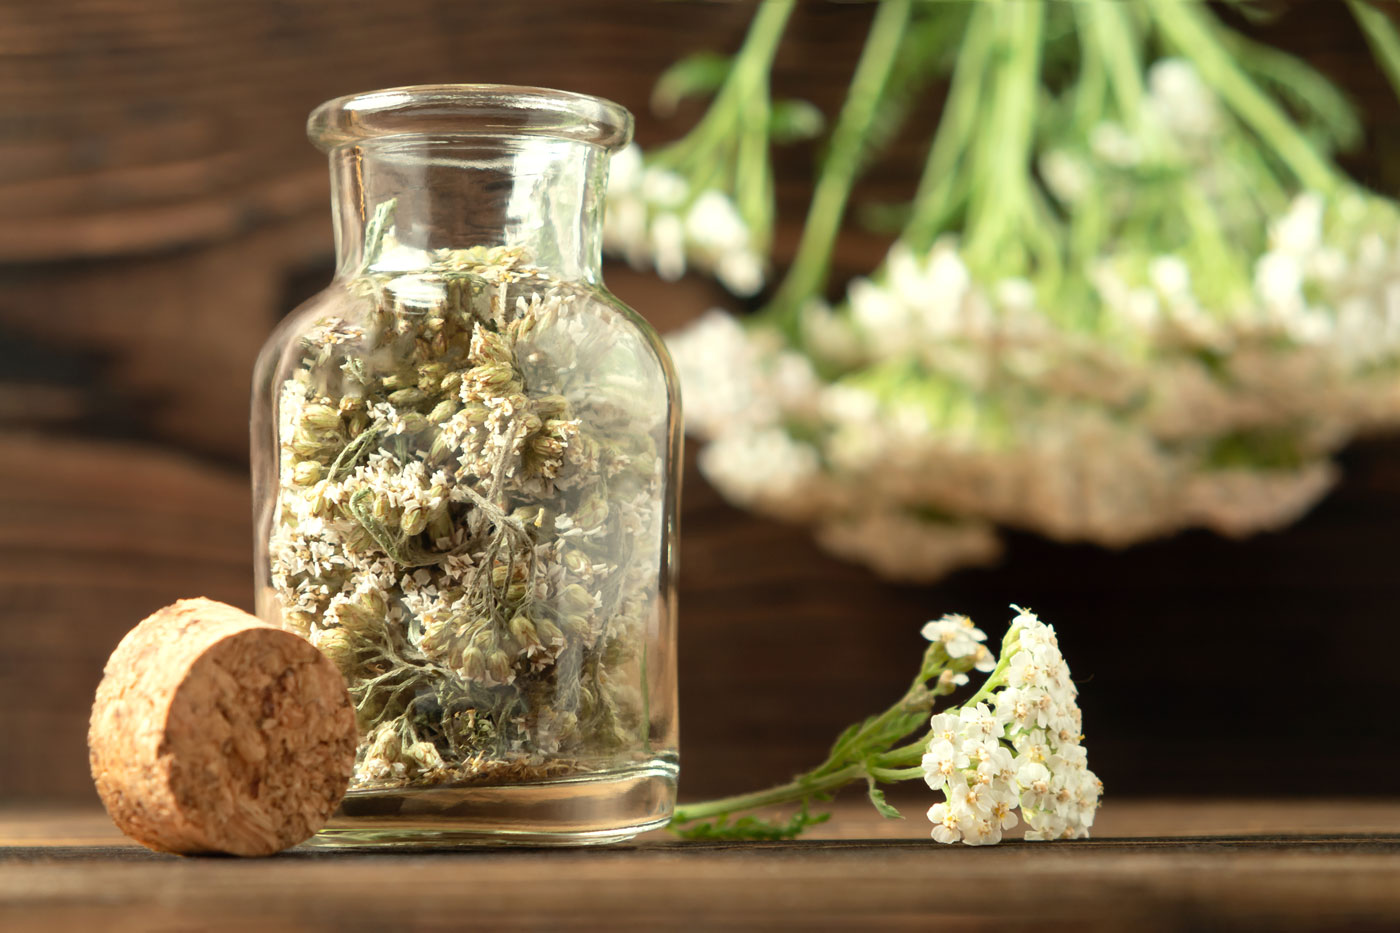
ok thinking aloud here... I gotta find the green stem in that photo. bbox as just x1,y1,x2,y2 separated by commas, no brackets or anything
736,92,775,248
902,2,993,253
1089,1,1144,121
1070,4,1109,133
877,739,926,769
651,0,794,172
670,764,863,825
962,0,1045,275
768,0,913,330
1350,1,1400,106
1150,0,1339,192
869,766,924,782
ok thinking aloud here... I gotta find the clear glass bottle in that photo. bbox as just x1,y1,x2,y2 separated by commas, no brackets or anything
250,85,680,846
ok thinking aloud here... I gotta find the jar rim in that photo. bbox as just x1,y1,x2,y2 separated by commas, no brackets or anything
308,84,634,153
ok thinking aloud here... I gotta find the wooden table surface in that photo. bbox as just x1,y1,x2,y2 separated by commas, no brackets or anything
3,799,1399,932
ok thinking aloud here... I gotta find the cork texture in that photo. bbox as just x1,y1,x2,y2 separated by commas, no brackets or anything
88,598,357,856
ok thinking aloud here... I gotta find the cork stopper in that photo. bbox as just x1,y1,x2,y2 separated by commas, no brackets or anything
89,598,357,856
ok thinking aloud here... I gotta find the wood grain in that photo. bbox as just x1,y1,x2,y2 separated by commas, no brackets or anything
3,801,1400,931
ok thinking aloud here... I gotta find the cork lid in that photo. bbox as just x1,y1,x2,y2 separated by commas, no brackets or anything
89,598,358,856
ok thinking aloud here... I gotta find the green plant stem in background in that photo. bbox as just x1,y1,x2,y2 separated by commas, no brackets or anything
1151,0,1340,193
1350,1,1400,105
768,0,912,332
652,0,793,172
900,3,994,254
1090,2,1145,122
962,1,1047,278
649,0,794,247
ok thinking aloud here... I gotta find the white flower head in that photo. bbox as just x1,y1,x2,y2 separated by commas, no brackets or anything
921,738,969,791
1148,57,1222,141
921,613,989,663
922,609,1098,846
927,801,964,845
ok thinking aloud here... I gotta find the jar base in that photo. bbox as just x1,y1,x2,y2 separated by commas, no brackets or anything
303,758,678,848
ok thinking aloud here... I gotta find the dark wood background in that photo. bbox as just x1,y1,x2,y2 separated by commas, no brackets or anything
2,0,1398,804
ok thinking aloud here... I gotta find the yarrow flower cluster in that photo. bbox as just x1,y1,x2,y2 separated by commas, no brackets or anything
921,608,1100,844
666,50,1400,582
669,606,1098,845
604,144,766,296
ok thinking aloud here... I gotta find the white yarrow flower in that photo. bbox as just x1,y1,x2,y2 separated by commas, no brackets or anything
924,608,1099,845
921,613,989,663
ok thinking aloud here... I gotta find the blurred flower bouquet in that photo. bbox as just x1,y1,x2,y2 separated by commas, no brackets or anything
611,0,1400,581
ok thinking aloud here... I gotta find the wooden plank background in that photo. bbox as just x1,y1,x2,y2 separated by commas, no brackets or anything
1,0,1399,804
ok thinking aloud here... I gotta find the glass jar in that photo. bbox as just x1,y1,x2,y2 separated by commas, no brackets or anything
250,85,680,846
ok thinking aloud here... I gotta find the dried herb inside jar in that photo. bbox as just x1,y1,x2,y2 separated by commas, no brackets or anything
268,241,664,789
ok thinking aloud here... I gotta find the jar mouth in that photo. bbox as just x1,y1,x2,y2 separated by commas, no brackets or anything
308,84,633,153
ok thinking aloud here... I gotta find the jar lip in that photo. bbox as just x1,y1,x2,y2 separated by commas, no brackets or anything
308,84,634,153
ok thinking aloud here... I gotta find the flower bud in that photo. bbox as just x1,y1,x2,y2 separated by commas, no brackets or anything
487,650,514,685
460,403,490,427
560,583,596,614
388,386,427,408
490,563,511,588
573,492,609,529
470,362,516,391
301,404,342,432
469,328,513,366
512,505,543,526
531,436,566,459
460,645,487,681
508,613,541,652
356,587,387,623
417,362,448,389
367,724,401,761
346,525,376,552
292,460,322,485
534,395,570,419
428,399,459,423
402,504,429,536
314,627,359,675
562,548,591,576
406,741,444,772
428,511,455,546
428,432,455,464
397,413,430,435
290,432,334,458
372,494,393,524
283,609,314,637
310,484,338,520
536,615,565,648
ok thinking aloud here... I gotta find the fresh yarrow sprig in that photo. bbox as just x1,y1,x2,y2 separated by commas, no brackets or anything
669,606,1100,845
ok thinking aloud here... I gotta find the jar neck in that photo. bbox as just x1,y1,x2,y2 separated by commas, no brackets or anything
329,136,608,283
